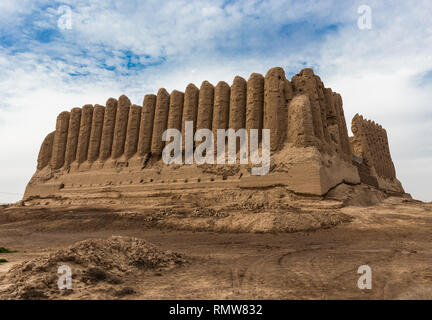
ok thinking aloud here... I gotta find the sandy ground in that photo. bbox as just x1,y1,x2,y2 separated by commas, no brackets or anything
0,195,432,300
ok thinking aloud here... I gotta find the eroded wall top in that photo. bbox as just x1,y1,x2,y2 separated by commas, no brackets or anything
351,114,396,180
37,67,355,173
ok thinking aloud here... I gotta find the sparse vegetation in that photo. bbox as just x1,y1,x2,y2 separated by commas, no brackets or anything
0,258,8,263
0,246,17,253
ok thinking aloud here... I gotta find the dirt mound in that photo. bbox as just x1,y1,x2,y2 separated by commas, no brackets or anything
325,183,387,206
161,210,352,233
0,236,186,299
157,187,353,233
326,183,410,207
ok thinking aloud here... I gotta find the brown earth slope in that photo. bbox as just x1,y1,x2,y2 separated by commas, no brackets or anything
1,185,431,300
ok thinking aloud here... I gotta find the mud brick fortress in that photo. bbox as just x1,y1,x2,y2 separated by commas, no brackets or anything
24,67,405,205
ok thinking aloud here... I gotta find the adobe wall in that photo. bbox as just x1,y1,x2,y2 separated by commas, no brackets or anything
24,67,405,202
351,114,403,192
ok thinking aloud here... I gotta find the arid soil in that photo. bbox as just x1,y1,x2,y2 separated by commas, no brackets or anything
0,187,431,300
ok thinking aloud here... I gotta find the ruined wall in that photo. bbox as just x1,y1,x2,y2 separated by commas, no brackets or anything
29,67,403,199
212,81,230,146
181,84,199,151
99,98,118,161
292,69,325,143
64,108,82,166
37,131,55,170
33,67,364,172
112,95,131,159
50,111,70,170
87,105,105,162
246,73,264,133
197,81,214,132
76,105,94,164
151,89,170,155
291,69,351,159
229,76,247,132
167,90,184,133
264,67,289,151
286,95,315,147
137,94,156,156
351,114,396,180
124,104,142,159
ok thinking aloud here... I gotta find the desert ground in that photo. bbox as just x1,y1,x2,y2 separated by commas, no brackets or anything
0,185,431,300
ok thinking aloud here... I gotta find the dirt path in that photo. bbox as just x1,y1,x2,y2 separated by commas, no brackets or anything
1,198,432,299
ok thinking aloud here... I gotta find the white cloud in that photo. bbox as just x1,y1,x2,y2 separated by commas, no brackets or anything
0,0,432,202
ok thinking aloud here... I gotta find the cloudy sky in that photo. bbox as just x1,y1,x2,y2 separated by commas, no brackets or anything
0,0,431,203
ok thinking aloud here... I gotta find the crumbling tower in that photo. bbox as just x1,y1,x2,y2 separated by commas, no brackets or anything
350,114,402,192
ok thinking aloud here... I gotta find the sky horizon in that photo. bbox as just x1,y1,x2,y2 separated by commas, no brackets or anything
1,0,431,203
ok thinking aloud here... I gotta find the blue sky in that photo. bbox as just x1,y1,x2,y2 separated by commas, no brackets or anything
0,0,432,202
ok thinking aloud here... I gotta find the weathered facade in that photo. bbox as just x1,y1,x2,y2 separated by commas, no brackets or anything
24,67,405,205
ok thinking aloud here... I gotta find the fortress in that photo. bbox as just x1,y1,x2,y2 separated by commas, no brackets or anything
23,67,405,206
